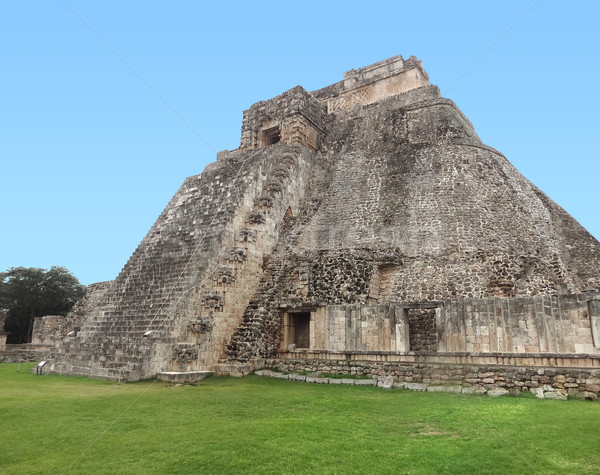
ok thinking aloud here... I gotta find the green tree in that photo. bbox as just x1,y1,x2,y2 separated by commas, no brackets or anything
0,266,86,344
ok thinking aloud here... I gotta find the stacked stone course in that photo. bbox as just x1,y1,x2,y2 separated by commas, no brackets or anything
262,360,600,400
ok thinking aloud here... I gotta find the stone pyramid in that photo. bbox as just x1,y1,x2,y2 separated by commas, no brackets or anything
46,55,600,381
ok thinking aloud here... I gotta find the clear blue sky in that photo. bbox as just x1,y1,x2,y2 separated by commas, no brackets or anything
2,1,599,286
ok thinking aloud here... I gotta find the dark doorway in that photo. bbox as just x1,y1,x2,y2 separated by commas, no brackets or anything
262,126,281,146
290,312,310,348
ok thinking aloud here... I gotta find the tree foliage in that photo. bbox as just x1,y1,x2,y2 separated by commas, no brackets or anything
0,266,86,344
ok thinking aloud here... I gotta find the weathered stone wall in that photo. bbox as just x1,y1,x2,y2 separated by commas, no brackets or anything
318,304,409,352
266,294,599,362
31,316,64,346
263,359,600,400
439,294,599,354
408,308,438,351
312,55,430,114
240,86,324,152
0,344,51,363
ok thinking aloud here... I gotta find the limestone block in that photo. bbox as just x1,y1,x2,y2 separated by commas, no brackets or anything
404,383,429,391
289,374,307,382
576,391,598,401
355,379,377,386
487,388,509,397
377,376,395,389
543,391,568,401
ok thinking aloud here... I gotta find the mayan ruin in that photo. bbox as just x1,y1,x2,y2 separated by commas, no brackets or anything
20,55,600,399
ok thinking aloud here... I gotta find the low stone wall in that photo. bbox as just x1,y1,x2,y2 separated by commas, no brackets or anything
0,344,52,363
31,316,65,345
264,358,599,401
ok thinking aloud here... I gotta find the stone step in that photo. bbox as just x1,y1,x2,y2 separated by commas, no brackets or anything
157,371,213,384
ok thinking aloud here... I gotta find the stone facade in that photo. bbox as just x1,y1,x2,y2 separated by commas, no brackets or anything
240,86,324,152
33,54,600,385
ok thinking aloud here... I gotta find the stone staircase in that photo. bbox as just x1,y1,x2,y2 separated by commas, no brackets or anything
50,144,315,381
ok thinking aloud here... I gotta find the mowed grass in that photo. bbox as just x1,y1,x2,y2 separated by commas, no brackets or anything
1,363,599,474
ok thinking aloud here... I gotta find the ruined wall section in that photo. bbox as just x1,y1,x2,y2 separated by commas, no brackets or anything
31,281,112,346
0,310,7,351
267,360,600,400
274,293,600,359
240,86,324,152
312,55,430,114
439,294,600,355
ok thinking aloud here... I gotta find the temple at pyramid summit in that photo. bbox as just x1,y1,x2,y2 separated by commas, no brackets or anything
24,55,600,397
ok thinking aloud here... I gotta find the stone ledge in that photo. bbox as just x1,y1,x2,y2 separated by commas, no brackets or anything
277,351,600,368
157,371,213,384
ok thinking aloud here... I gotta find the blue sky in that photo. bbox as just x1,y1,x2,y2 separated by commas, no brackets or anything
1,1,599,286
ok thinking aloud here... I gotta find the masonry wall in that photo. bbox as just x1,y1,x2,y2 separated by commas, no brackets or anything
0,310,7,351
264,359,600,400
321,64,429,114
319,304,409,352
31,281,112,346
275,294,599,364
31,316,64,346
439,294,599,354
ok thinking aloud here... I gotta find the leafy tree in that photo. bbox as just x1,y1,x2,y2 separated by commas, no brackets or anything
0,266,86,344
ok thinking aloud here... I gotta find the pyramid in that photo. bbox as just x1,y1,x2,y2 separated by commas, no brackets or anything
46,55,600,382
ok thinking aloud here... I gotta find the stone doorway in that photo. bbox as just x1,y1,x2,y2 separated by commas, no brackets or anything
261,126,281,146
281,311,311,350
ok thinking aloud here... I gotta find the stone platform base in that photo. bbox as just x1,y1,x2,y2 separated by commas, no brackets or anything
157,371,213,384
211,362,261,377
0,344,53,363
266,358,600,401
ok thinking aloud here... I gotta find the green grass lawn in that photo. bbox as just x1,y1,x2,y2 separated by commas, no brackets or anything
1,363,599,474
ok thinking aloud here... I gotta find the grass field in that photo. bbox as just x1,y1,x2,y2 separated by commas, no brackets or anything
1,363,599,474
